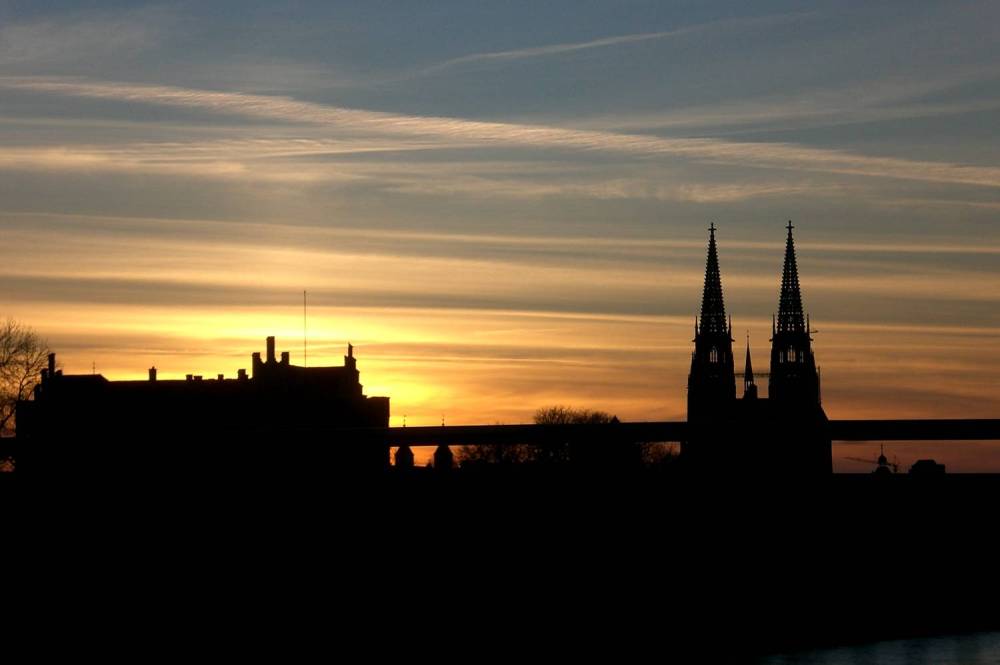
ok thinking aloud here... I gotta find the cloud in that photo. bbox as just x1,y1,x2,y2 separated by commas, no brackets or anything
4,77,1000,189
378,171,834,203
6,209,1000,324
6,210,1000,263
0,138,468,183
0,9,168,66
591,99,1000,134
422,28,701,74
0,121,844,200
878,197,1000,212
570,67,1000,133
418,12,815,75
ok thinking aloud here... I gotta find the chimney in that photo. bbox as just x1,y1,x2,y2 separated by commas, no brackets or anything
238,368,247,381
149,367,157,381
280,351,289,365
217,374,224,381
48,353,56,376
266,336,276,363
186,374,193,381
194,375,203,381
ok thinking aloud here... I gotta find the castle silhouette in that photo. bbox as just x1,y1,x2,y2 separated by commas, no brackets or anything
684,222,831,474
16,336,389,452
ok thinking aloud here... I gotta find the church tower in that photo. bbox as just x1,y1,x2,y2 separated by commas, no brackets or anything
687,224,736,423
768,222,820,406
683,222,830,475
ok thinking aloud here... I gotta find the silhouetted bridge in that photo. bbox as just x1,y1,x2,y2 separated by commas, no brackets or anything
4,418,997,477
344,419,1000,446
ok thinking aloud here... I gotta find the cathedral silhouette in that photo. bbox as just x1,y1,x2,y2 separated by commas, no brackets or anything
684,223,832,474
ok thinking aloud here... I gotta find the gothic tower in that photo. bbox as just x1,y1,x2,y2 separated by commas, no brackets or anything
768,222,821,406
687,224,736,424
683,222,830,474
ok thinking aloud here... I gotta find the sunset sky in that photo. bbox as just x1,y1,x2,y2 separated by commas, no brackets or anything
2,1,998,470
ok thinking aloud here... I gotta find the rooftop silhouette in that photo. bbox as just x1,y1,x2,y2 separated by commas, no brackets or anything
15,336,390,472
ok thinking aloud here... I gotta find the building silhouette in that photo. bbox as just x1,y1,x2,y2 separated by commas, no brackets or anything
684,223,832,474
687,223,736,423
16,336,389,471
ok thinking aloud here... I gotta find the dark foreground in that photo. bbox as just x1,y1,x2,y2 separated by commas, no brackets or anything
10,464,998,661
751,631,1000,664
372,471,999,658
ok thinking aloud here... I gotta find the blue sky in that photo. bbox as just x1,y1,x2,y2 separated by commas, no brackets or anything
1,1,998,468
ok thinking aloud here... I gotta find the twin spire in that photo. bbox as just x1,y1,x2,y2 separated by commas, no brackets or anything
776,221,806,335
701,220,806,338
698,223,730,337
696,221,809,398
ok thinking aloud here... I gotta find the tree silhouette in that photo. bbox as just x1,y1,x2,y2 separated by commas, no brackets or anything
532,406,616,465
456,439,534,467
533,406,616,426
0,319,49,436
639,442,678,468
457,406,616,467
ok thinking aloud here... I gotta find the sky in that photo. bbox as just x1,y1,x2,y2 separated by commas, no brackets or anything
1,1,998,470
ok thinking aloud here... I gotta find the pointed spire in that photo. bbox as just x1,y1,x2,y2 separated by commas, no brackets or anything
776,221,805,334
699,223,727,336
743,332,758,399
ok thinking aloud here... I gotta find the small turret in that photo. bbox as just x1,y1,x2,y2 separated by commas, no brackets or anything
743,334,757,400
345,342,356,370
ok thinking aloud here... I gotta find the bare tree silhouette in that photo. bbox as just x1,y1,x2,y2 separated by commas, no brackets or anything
533,406,616,426
0,318,49,436
457,406,617,467
457,419,535,467
532,406,616,465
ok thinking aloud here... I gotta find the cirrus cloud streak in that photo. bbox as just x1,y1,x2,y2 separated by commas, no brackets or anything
4,77,1000,189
